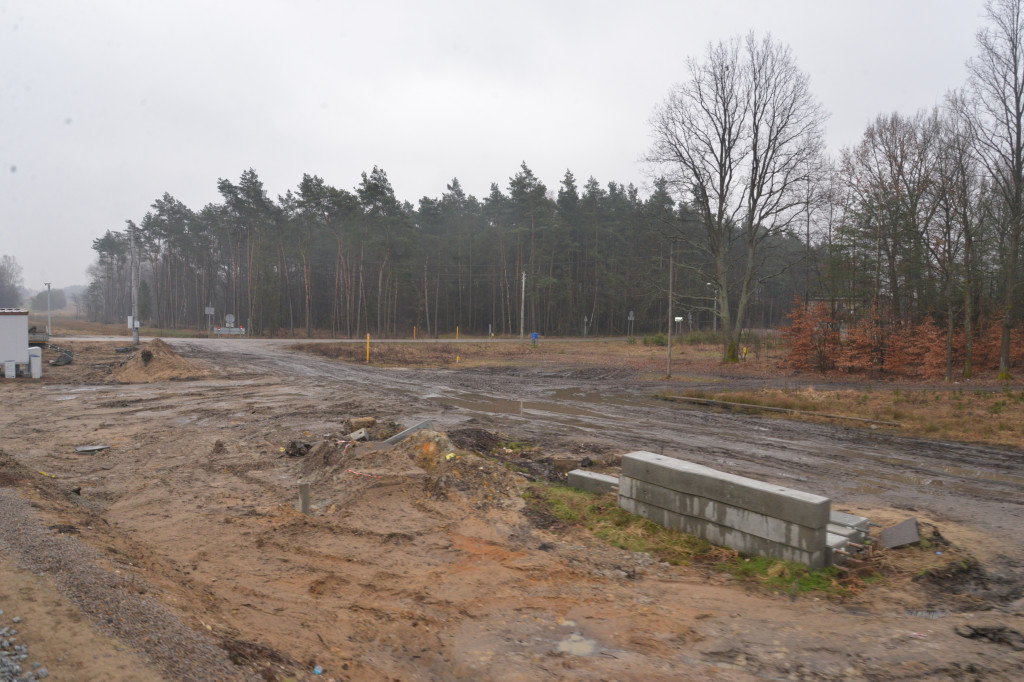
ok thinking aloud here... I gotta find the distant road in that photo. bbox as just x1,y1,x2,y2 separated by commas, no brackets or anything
57,335,599,344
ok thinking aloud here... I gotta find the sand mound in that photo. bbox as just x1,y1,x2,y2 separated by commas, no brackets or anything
111,338,206,383
293,430,521,511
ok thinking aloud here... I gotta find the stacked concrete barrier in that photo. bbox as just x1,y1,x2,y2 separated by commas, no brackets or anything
566,470,619,495
618,451,831,568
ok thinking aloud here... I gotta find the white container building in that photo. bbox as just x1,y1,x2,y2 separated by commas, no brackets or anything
0,308,30,377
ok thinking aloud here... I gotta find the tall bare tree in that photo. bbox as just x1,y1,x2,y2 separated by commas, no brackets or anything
840,111,942,323
649,32,826,361
963,0,1024,379
0,254,23,307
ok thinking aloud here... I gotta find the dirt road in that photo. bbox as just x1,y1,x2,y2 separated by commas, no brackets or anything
176,338,1024,563
0,337,1022,680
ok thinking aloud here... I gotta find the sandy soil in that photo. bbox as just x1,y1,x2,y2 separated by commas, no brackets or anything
0,338,1022,680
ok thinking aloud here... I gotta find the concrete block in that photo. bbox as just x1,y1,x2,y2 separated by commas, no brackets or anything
621,451,830,529
826,532,849,549
567,470,619,495
619,496,827,569
830,510,870,533
826,532,849,565
346,428,369,441
619,477,825,551
827,523,865,542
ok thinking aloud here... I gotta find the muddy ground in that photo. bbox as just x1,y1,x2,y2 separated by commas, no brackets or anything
1,338,1023,681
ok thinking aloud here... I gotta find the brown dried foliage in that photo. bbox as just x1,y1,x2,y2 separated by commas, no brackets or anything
782,297,1024,380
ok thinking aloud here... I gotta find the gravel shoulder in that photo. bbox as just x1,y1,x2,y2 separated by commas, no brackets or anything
0,551,161,682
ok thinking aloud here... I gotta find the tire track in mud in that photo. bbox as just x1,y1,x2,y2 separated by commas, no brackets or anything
172,339,1024,560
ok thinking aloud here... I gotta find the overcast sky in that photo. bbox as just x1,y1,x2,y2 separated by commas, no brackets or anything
0,0,988,291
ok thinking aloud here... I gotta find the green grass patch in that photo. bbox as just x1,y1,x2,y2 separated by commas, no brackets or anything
523,483,869,596
716,556,857,595
524,484,718,564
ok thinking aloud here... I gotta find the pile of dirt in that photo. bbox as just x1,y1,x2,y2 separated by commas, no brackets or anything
110,339,206,383
448,426,504,453
293,430,522,511
401,430,521,508
914,555,1024,610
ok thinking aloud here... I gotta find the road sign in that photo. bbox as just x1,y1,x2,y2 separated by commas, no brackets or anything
205,307,214,316
225,313,236,327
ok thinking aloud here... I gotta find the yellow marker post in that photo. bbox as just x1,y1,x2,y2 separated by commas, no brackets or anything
366,334,370,363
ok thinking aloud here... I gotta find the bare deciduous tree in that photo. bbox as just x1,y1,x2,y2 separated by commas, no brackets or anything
840,110,942,324
0,254,24,308
963,0,1024,379
649,32,826,361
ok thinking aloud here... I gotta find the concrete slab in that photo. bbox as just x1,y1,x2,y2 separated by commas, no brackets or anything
619,496,827,569
567,470,619,495
619,477,826,551
879,517,920,549
621,451,830,529
830,510,870,533
384,420,433,445
827,523,866,542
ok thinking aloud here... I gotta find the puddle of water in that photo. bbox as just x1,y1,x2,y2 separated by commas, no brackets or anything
939,464,1024,485
437,394,606,419
556,633,598,656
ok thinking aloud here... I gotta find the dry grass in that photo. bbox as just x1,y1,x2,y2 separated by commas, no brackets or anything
34,314,206,339
293,337,782,374
670,386,1024,448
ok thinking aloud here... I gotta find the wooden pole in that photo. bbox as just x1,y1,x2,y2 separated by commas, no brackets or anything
667,240,674,378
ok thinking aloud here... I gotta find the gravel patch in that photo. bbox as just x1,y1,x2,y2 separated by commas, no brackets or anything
0,488,252,681
0,616,48,682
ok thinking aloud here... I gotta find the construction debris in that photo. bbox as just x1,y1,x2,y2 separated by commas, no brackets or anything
74,445,110,454
350,417,376,430
879,517,921,549
284,441,311,457
50,352,73,366
384,420,433,445
346,428,370,442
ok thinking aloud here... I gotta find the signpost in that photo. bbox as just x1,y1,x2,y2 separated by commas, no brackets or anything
214,313,245,337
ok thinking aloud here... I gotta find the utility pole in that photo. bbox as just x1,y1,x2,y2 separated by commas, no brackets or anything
44,282,51,336
667,240,674,378
130,224,139,345
519,271,525,340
